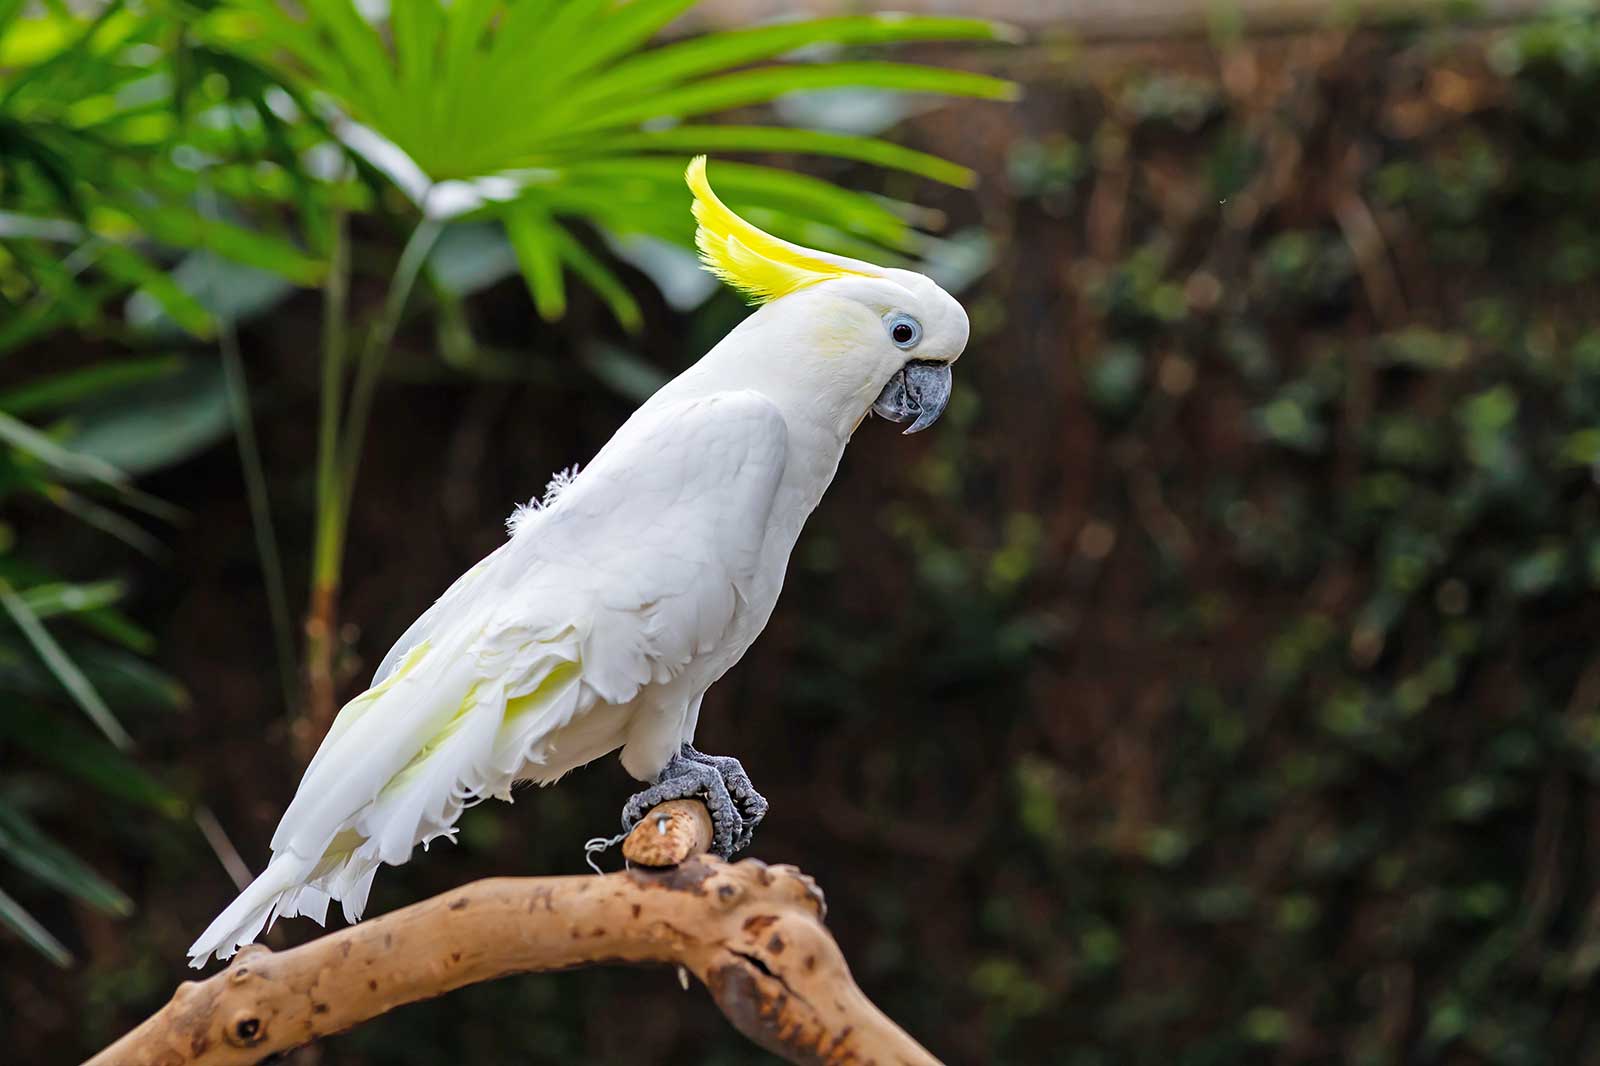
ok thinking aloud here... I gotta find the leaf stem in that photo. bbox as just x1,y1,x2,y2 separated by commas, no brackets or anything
303,212,441,753
338,215,444,525
202,184,298,716
304,209,350,751
0,577,132,750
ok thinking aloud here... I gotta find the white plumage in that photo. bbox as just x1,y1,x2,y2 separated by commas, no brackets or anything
188,160,970,967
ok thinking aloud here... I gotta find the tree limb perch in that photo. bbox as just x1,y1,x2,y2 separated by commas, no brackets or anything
85,800,940,1066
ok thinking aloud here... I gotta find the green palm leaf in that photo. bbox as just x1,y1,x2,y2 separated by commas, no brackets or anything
566,127,977,187
0,3,318,968
202,0,1016,325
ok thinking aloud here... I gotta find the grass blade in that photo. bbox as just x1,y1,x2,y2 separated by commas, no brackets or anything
293,0,401,129
201,181,299,717
388,0,444,154
43,487,167,560
0,706,184,815
0,409,132,491
506,0,611,93
0,577,132,750
0,884,72,967
4,576,153,652
0,801,133,916
16,580,126,619
0,355,183,416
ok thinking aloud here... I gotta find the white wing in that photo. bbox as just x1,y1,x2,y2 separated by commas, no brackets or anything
189,390,789,965
369,541,508,686
503,388,789,704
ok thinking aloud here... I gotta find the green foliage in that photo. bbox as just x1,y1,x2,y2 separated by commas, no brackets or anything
794,15,1600,1064
203,0,1015,328
28,3,1600,1064
0,0,1013,970
0,3,329,349
0,8,332,959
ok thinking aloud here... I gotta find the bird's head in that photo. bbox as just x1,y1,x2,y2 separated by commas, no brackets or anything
686,157,969,439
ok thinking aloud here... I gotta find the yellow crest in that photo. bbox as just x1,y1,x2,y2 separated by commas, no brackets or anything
686,155,874,305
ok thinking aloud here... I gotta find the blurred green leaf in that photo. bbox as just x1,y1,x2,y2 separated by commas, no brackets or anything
17,580,126,619
9,576,153,652
125,253,297,337
64,362,231,477
204,0,1014,326
0,884,72,967
0,800,132,916
0,409,133,492
503,203,567,322
0,356,183,416
581,342,669,402
0,577,130,749
427,221,520,298
43,487,165,560
0,639,187,710
116,203,323,286
589,126,976,187
0,706,184,815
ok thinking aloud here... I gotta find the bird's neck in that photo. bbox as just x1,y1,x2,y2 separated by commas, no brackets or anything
650,344,860,521
672,317,874,442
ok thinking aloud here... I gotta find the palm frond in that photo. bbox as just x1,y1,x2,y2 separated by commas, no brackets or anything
202,0,1015,324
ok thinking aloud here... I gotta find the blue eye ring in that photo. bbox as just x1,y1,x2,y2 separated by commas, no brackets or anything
885,312,922,349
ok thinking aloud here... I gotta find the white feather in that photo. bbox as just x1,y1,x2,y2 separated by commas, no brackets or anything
188,393,791,966
189,208,974,967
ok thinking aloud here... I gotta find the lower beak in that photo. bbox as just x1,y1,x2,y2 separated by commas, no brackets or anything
871,361,952,435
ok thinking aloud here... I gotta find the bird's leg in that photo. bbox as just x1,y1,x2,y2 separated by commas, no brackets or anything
621,750,742,858
679,744,767,854
620,744,767,858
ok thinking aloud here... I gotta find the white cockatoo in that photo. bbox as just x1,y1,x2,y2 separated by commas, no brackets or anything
188,157,970,967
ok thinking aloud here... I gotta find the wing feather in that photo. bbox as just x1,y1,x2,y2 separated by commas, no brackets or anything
189,390,789,965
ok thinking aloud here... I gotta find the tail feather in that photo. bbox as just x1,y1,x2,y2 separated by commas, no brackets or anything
278,884,330,925
359,679,504,865
188,641,600,968
186,852,316,967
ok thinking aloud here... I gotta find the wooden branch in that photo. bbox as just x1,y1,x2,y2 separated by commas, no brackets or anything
622,797,713,867
86,801,940,1066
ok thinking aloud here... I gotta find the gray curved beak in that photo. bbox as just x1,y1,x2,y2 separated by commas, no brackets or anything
872,360,952,435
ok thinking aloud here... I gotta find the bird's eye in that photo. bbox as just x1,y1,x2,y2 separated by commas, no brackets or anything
886,313,922,349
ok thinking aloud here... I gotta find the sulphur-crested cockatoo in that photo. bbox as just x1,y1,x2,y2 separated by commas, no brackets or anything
188,157,969,967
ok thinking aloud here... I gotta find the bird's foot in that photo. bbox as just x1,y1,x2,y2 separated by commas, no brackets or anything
620,744,768,859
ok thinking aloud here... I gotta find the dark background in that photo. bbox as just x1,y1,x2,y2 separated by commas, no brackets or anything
10,10,1600,1065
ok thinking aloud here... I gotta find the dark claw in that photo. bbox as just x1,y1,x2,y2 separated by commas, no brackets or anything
620,744,768,858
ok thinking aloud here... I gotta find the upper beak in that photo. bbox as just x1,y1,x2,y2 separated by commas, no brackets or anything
871,360,952,434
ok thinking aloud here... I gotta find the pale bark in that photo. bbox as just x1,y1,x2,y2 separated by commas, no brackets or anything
85,801,939,1066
